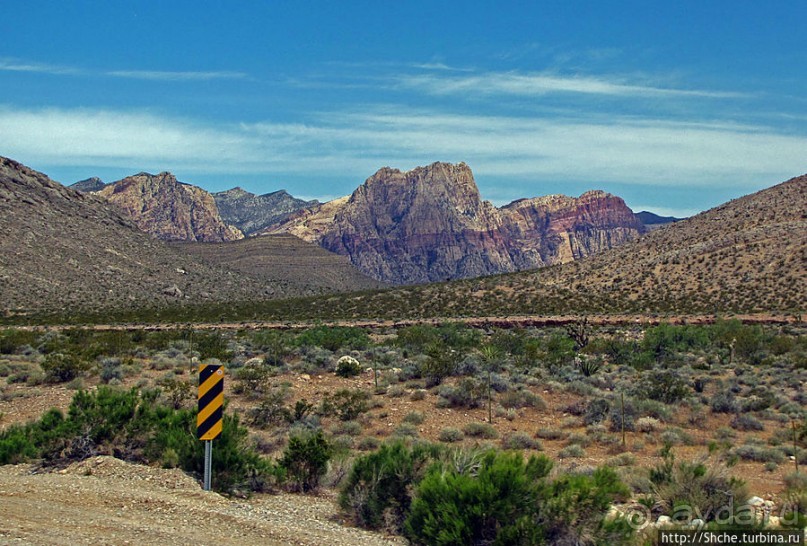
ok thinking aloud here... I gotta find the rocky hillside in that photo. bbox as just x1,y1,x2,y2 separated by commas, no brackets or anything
213,187,317,235
0,157,272,315
295,173,805,318
267,162,644,284
70,176,107,193
96,172,243,243
171,234,387,296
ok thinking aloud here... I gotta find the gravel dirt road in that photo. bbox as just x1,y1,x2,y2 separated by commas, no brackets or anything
0,457,405,546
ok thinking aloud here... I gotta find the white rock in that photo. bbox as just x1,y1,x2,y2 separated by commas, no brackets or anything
747,496,765,506
689,518,704,529
657,515,672,527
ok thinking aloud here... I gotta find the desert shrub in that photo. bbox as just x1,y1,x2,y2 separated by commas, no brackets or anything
499,389,546,410
642,323,710,362
542,334,576,372
584,398,611,426
231,364,273,398
394,424,420,439
357,436,380,451
420,343,461,386
331,420,363,436
709,319,766,365
462,422,499,439
278,429,332,492
405,451,553,545
0,329,39,354
250,330,292,366
710,389,739,414
732,444,785,464
632,369,690,404
40,352,90,383
609,398,638,433
535,427,566,440
339,441,439,532
780,472,807,529
558,444,586,459
403,411,425,425
409,389,427,401
193,331,232,361
99,358,124,384
405,451,630,546
295,325,369,352
0,387,274,494
393,324,440,352
156,376,194,409
247,389,293,429
541,467,632,544
437,378,485,409
335,355,363,378
501,432,542,450
438,428,464,443
320,389,370,421
730,414,765,432
651,451,748,524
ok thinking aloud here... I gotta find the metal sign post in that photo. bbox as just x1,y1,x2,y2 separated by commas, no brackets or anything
204,440,213,491
197,364,224,492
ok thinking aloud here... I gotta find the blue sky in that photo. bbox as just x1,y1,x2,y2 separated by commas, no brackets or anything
2,1,806,217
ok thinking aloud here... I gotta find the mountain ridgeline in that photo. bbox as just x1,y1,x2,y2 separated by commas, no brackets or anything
266,162,646,284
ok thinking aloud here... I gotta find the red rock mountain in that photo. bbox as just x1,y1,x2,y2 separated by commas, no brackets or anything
267,162,645,284
97,172,243,243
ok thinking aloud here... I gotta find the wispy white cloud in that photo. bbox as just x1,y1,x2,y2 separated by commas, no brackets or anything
0,58,81,76
1,105,804,196
396,71,748,99
0,57,247,81
107,70,247,81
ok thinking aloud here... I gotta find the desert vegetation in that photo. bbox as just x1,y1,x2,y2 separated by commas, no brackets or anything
1,320,805,543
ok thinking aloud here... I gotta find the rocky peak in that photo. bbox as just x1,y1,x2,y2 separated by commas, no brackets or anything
97,172,243,242
272,162,646,284
213,186,317,236
69,176,107,193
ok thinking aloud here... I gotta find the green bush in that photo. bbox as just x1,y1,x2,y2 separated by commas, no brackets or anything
651,450,748,524
632,369,691,404
339,441,439,531
540,467,632,545
278,429,332,492
320,389,370,421
40,352,90,383
462,422,499,439
0,387,274,494
335,356,363,378
295,326,369,352
405,451,552,545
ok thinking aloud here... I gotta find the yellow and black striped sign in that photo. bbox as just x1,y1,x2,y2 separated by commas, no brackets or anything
197,364,224,441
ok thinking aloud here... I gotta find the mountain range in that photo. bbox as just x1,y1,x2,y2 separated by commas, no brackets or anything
0,157,378,315
70,162,650,285
4,154,802,320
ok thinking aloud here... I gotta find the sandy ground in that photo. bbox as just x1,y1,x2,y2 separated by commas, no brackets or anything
0,456,405,546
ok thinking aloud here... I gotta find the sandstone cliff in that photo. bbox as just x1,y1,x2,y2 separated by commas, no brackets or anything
97,172,243,242
213,187,317,235
267,162,645,284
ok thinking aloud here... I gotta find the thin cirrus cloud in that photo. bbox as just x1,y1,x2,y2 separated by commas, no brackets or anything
396,70,749,99
0,57,246,81
106,70,248,81
0,58,82,76
3,103,803,194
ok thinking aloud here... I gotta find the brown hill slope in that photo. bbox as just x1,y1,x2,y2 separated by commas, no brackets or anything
267,162,644,284
0,157,270,315
171,234,387,296
97,172,243,242
286,174,806,318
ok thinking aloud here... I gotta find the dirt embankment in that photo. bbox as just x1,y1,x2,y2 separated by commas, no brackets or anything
0,456,404,546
